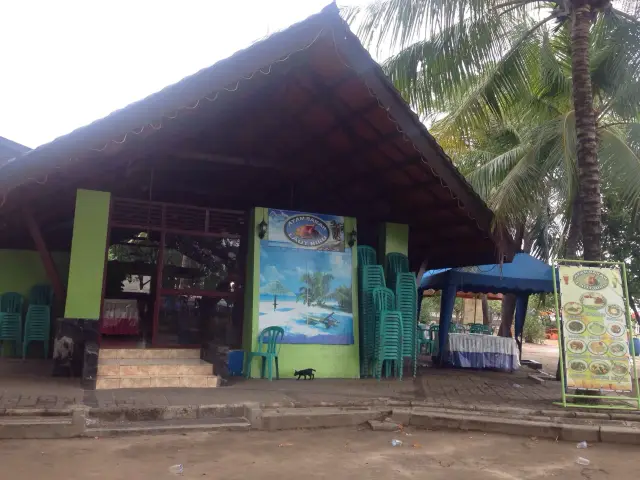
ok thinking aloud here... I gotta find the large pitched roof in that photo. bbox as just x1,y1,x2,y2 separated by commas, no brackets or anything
0,3,514,268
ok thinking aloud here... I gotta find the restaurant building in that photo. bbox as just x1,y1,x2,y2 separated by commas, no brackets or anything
0,5,512,389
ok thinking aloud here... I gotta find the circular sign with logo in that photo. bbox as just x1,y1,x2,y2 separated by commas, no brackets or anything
283,214,330,248
572,269,609,290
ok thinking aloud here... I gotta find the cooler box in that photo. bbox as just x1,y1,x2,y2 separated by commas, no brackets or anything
228,350,244,376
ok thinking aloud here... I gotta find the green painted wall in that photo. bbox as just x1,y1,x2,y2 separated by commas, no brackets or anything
242,209,360,378
0,250,70,300
380,222,409,258
243,207,262,355
64,189,111,320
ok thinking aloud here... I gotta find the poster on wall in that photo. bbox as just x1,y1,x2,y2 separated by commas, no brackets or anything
559,265,632,391
258,241,354,345
267,209,344,252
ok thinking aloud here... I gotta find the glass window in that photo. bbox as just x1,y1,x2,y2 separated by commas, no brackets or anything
162,234,241,293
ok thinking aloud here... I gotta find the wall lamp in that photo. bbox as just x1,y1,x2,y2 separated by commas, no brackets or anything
347,228,357,247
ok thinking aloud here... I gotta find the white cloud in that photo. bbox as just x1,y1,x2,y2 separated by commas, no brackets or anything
263,265,285,283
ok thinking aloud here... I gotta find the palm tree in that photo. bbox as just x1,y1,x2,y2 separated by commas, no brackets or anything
329,285,353,312
261,281,292,311
296,271,335,307
348,0,640,260
430,18,640,336
434,17,640,260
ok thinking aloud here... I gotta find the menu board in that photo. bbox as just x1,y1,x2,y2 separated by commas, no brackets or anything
559,265,632,391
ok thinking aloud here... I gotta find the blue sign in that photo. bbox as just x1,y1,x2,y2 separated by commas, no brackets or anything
268,209,344,251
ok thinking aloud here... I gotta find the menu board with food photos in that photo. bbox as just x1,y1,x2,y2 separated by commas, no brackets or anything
559,266,632,391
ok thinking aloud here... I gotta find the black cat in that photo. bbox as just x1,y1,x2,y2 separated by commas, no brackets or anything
294,368,316,380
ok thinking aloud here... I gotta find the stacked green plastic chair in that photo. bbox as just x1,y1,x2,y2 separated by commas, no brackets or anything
372,287,395,372
0,292,24,354
359,264,385,376
23,285,54,359
376,310,403,380
357,245,377,268
396,273,418,377
385,252,409,291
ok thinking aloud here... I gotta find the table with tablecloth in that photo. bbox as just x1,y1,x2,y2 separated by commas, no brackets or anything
433,333,520,371
100,299,140,335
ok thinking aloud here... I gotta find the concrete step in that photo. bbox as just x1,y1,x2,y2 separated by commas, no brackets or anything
97,358,214,376
84,416,250,437
99,348,201,360
96,374,219,389
0,414,82,439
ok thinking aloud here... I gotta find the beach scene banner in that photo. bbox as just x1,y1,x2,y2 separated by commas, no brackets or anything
559,265,632,391
267,209,344,252
258,240,354,345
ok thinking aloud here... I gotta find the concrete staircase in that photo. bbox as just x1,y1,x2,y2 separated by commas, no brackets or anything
96,348,219,389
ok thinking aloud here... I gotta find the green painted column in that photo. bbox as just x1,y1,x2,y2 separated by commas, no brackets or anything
379,222,409,259
242,207,264,355
64,189,110,320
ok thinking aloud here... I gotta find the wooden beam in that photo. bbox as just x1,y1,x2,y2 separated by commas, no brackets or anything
330,21,495,234
23,206,65,308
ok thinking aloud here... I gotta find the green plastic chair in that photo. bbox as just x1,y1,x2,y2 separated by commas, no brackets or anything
469,324,491,335
0,292,23,313
385,253,409,291
23,305,51,359
359,265,386,377
372,287,395,370
29,285,53,306
376,310,403,380
0,293,24,354
245,326,284,381
357,245,377,267
417,324,429,354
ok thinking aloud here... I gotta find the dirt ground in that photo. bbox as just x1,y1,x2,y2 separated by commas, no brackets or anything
0,427,633,479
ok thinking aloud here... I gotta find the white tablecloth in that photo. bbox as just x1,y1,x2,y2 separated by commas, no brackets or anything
435,333,520,371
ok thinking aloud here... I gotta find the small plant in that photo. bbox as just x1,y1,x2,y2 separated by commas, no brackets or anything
523,314,546,344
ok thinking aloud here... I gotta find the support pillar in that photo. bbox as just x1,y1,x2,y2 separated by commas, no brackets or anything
437,283,457,366
54,189,110,389
514,293,530,358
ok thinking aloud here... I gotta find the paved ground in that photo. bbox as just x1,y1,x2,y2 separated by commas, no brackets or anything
1,427,634,479
0,343,564,411
6,342,634,412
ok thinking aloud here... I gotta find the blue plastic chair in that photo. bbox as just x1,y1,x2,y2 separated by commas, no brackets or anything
245,326,284,381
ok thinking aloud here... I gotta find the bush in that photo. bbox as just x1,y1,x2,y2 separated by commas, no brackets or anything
523,315,546,344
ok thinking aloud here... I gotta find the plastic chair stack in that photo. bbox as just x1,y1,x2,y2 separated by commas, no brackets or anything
357,246,378,376
396,272,418,377
359,264,385,377
0,292,24,354
376,310,403,380
23,285,54,359
385,253,409,292
372,287,395,372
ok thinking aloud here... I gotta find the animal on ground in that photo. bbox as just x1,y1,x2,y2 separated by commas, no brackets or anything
294,368,316,380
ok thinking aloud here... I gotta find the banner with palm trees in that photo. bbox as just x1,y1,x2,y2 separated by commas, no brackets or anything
258,219,354,344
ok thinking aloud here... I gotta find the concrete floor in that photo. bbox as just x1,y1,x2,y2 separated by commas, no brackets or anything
1,427,634,479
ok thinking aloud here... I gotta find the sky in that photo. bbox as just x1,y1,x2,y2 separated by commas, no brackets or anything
0,1,371,149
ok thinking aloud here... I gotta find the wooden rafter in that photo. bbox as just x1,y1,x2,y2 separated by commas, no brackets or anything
23,206,65,308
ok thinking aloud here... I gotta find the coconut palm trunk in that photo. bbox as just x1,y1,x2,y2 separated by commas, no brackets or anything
570,3,602,261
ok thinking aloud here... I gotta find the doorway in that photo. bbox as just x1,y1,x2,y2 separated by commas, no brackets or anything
101,198,247,348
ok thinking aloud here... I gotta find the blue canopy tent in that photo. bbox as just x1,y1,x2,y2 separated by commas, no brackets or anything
419,253,556,365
